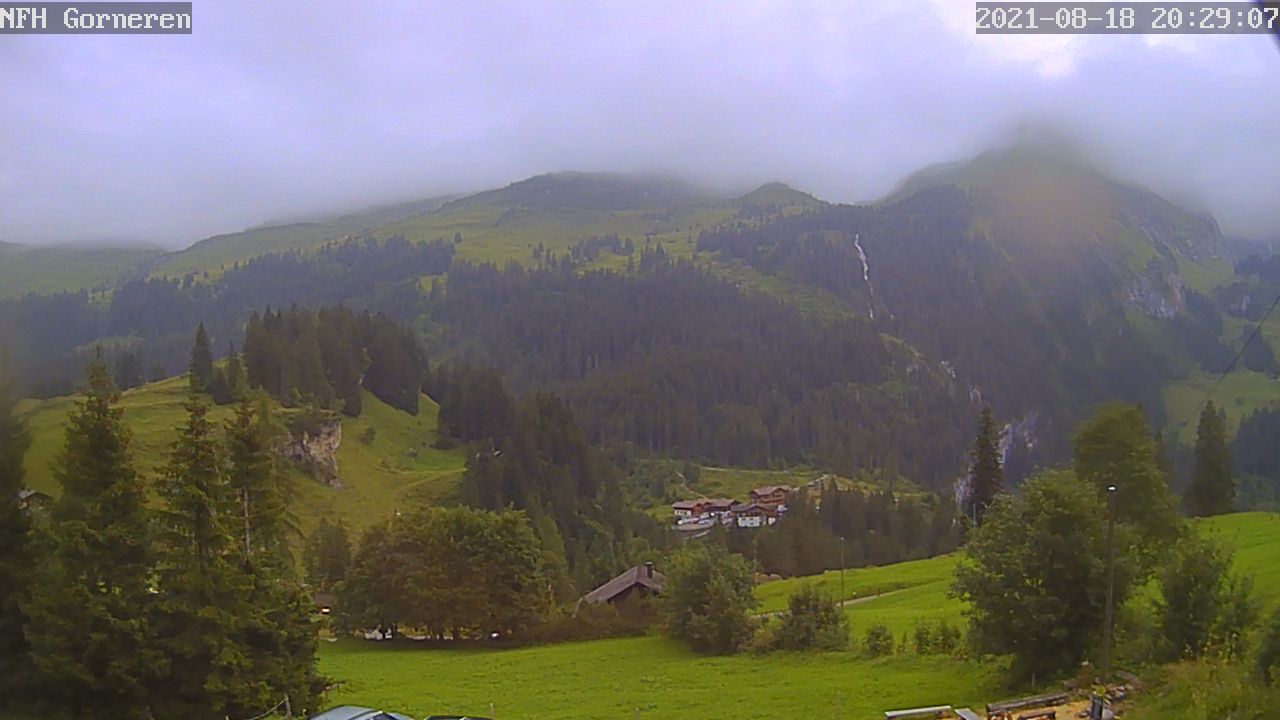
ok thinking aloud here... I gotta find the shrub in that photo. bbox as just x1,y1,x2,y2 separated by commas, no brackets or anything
771,585,848,651
661,544,758,654
532,597,657,644
934,621,961,655
865,623,895,657
359,426,377,445
913,622,934,654
1257,608,1280,684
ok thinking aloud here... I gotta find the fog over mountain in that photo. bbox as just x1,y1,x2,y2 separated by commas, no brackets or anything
2,0,1278,247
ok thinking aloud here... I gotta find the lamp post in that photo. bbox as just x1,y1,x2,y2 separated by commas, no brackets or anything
1102,484,1118,680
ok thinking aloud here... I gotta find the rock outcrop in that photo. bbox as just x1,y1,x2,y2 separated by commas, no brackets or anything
282,418,343,488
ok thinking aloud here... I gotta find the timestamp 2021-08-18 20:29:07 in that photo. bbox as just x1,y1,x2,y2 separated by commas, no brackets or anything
975,2,1280,34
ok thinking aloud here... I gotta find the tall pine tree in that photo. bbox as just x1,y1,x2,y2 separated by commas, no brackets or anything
226,396,292,571
0,376,34,705
189,322,214,392
1185,400,1235,517
967,406,1004,525
153,397,255,720
25,361,162,718
225,396,320,715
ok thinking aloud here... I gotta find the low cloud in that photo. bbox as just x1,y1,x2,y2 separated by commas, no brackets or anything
1,0,1277,246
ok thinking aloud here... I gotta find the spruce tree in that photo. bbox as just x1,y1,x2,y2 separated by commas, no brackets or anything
226,396,291,570
967,406,1004,525
189,322,214,392
25,361,161,718
226,397,320,714
0,379,34,704
153,397,254,719
1185,400,1235,517
224,343,246,401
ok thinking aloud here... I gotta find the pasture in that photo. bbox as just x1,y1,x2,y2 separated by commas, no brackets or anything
318,636,1002,720
15,377,466,535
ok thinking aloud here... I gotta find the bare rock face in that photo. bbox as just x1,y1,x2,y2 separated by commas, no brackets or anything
1125,258,1185,320
282,418,343,488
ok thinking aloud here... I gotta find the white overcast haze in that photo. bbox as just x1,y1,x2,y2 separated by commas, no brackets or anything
2,0,1278,247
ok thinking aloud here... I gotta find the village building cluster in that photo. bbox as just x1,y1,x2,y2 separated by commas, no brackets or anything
670,484,793,534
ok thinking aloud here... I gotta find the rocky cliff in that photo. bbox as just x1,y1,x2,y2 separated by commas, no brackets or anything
282,418,343,488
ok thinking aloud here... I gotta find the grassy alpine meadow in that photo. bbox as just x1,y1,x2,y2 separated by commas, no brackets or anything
1198,511,1280,607
317,636,1004,720
15,376,466,536
1163,370,1280,445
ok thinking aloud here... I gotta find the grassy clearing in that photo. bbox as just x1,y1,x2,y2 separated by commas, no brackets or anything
1199,512,1280,609
16,377,466,535
1163,370,1280,445
317,636,1003,720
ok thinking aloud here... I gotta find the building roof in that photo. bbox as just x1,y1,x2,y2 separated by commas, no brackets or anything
750,485,791,496
703,498,735,509
580,564,666,605
730,502,771,513
17,489,50,501
671,500,703,510
309,706,415,720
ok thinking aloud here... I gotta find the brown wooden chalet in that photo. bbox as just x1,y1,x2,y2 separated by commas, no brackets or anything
579,562,666,606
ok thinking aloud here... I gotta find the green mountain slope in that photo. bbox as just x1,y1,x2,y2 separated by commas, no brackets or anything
0,242,162,298
152,194,455,278
369,172,734,266
7,153,1272,483
698,144,1254,469
16,376,466,534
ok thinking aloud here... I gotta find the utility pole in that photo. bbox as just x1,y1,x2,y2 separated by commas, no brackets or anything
839,536,846,602
1102,484,1118,680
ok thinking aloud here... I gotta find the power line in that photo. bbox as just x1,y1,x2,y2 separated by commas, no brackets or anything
1186,284,1280,427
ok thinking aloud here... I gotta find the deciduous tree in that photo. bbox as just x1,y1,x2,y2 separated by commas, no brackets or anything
952,470,1133,681
661,544,757,654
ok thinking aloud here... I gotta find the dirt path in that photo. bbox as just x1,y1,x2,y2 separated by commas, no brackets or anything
756,586,909,618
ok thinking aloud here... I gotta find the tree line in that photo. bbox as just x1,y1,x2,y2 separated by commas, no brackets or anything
430,251,972,489
428,363,672,593
2,235,452,398
954,399,1257,686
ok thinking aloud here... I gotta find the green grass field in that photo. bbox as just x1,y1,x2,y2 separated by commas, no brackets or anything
755,553,957,614
317,636,1003,720
1163,370,1280,445
16,377,466,535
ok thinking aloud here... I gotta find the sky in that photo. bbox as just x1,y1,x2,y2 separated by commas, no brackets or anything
1,0,1278,247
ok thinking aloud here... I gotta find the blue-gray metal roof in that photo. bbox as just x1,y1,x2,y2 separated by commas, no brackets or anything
308,706,415,720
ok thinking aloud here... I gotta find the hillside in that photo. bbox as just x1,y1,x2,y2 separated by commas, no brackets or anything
6,151,1278,493
151,194,455,279
368,172,735,267
0,242,162,298
16,376,466,534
